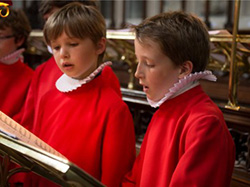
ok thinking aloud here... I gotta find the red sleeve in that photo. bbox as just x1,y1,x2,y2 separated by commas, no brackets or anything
101,102,136,187
170,115,235,187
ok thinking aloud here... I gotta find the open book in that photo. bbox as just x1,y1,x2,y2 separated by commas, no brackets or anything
0,111,65,158
0,111,105,187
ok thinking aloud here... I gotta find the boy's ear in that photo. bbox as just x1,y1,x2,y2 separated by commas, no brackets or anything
15,37,25,48
178,60,193,79
96,37,106,55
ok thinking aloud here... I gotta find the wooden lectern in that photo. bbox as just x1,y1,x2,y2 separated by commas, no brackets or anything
0,111,105,187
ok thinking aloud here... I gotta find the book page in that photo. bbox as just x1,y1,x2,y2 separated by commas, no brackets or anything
0,111,66,159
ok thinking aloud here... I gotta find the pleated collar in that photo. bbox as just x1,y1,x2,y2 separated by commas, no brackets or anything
147,70,217,108
56,61,112,92
0,48,25,65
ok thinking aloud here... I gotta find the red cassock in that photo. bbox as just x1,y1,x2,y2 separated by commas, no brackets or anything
122,85,235,187
18,56,121,130
14,57,61,127
0,60,33,118
24,69,136,187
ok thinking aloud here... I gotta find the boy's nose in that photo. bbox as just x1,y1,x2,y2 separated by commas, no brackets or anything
134,63,143,79
60,48,69,59
134,68,140,79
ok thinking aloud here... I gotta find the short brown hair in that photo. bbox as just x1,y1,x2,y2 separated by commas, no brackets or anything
43,2,106,64
132,11,210,72
39,0,97,16
0,8,31,49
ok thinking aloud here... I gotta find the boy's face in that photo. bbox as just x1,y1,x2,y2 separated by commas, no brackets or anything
134,38,181,102
0,27,18,59
51,31,105,80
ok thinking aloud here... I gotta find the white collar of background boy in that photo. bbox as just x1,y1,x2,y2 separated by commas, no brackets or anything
56,61,112,92
0,48,25,65
147,70,217,108
47,45,53,54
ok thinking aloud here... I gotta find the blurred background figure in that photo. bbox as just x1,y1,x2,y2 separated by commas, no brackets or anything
0,4,33,119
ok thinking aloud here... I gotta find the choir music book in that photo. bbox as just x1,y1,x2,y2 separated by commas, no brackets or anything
0,111,105,187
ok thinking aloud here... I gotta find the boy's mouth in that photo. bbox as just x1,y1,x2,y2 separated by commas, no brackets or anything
143,85,149,92
62,62,73,67
62,62,74,70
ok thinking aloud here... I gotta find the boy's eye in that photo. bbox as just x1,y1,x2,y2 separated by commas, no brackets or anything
70,43,78,47
53,46,60,51
146,63,155,68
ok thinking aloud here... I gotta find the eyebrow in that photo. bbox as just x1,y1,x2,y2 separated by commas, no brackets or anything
50,40,57,44
135,52,150,59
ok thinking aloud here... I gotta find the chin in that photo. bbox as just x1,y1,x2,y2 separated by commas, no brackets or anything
147,95,156,101
148,95,164,102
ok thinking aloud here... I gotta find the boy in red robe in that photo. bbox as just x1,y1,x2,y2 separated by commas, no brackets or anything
122,11,235,187
0,7,33,118
24,3,135,187
18,0,121,131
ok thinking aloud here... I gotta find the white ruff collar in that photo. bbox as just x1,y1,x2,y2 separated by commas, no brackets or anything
47,45,53,54
56,61,112,92
147,70,217,108
0,48,25,65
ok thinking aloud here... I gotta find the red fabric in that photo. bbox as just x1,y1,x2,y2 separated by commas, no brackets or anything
24,72,136,187
102,65,122,97
17,57,121,130
13,56,123,185
0,60,33,186
14,56,62,129
0,60,33,118
123,85,235,187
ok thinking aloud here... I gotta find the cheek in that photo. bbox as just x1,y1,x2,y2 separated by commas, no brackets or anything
53,52,60,61
53,54,61,67
152,71,178,92
0,43,12,57
0,44,5,51
149,70,169,85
